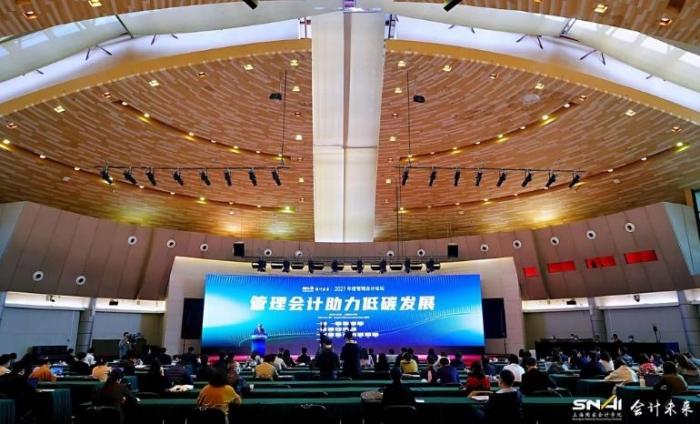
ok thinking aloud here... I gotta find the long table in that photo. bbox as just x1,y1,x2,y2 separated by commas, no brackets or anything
164,385,479,399
0,399,15,424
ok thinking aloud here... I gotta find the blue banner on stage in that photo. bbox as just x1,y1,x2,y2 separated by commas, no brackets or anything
201,274,484,353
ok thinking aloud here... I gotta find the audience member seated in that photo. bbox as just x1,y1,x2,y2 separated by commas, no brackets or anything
116,351,137,376
29,357,57,382
451,352,465,370
142,346,160,365
85,348,96,366
483,370,523,424
520,357,556,395
273,351,288,371
181,347,198,368
617,347,633,365
427,348,438,364
465,361,491,393
605,358,638,392
599,352,614,373
214,352,228,370
91,358,111,382
399,352,418,374
341,332,362,379
92,369,138,423
386,349,398,364
482,355,496,376
638,354,657,375
369,348,378,364
197,369,242,416
226,359,247,395
435,357,459,384
281,350,295,368
196,355,214,381
166,358,193,386
360,348,375,369
518,349,532,368
296,347,311,365
141,359,171,395
676,354,700,385
375,353,390,373
546,353,567,375
245,352,261,369
0,355,11,375
503,354,526,383
254,354,279,381
381,368,416,407
316,341,341,380
0,361,35,418
654,361,688,398
580,352,606,379
159,348,172,365
420,357,437,384
70,352,91,375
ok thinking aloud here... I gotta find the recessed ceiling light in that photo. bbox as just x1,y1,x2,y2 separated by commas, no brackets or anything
103,91,111,98
671,126,682,132
520,126,526,130
613,179,621,184
534,82,545,90
170,191,175,195
563,103,571,108
594,3,608,14
229,210,234,215
541,114,550,120
659,17,673,26
294,111,301,117
397,60,406,68
497,134,504,139
6,122,17,129
452,146,458,150
255,150,261,154
607,168,614,173
392,112,399,118
387,136,396,142
197,71,206,78
625,109,636,116
290,59,299,67
232,145,239,150
2,139,10,145
23,10,37,19
385,178,392,184
513,193,519,197
292,85,300,92
394,87,402,94
676,142,684,147
53,105,65,113
257,205,262,208
138,185,145,189
278,153,283,157
458,210,465,215
430,152,435,155
39,154,46,159
228,201,234,205
143,113,150,118
641,156,647,161
455,202,460,206
199,196,206,202
188,132,195,137
488,73,498,79
210,140,216,144
578,94,587,101
483,198,489,202
74,166,80,171
298,177,304,183
148,79,160,87
295,134,303,141
427,205,432,209
442,64,452,72
121,101,128,106
297,156,303,161
243,64,254,71
475,141,481,145
88,0,102,7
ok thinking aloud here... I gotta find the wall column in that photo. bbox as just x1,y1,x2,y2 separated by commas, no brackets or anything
76,297,97,353
0,291,6,330
677,290,700,355
588,297,607,341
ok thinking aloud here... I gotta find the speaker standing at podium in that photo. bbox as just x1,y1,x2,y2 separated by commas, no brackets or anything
251,323,267,356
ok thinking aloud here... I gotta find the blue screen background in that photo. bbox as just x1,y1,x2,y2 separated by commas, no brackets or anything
201,274,484,353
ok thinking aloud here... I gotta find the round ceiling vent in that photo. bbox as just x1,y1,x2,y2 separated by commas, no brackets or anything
480,244,489,252
625,222,636,233
127,236,138,246
550,236,560,246
586,230,597,240
32,271,44,282
295,250,304,258
75,275,87,286
416,249,426,257
200,243,209,252
166,239,176,249
386,250,395,257
513,240,522,249
263,248,273,257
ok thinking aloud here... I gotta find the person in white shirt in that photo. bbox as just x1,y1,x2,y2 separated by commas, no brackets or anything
273,353,288,371
599,352,614,373
606,358,638,395
503,354,526,383
84,348,96,366
0,354,11,375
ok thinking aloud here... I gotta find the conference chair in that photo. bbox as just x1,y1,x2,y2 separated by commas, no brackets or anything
188,407,226,424
381,405,417,424
292,404,330,424
83,406,122,424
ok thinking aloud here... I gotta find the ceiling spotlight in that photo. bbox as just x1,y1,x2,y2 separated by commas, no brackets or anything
453,169,461,186
242,0,258,9
248,168,257,186
123,168,137,185
496,170,507,187
413,95,426,103
146,168,157,186
272,168,282,186
428,167,437,187
354,259,364,274
404,257,411,274
569,173,581,188
443,0,463,12
331,259,343,273
254,258,267,272
282,259,291,273
269,92,283,101
521,170,533,187
426,258,440,273
475,169,483,187
378,259,387,274
173,169,184,186
401,166,410,186
224,169,233,186
100,167,113,184
545,171,557,188
200,170,211,186
307,260,316,274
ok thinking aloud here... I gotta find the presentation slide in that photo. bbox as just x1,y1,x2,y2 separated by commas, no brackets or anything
201,274,484,353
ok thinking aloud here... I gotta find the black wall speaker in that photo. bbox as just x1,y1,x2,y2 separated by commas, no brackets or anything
447,244,459,258
482,298,507,338
233,242,246,257
181,298,204,339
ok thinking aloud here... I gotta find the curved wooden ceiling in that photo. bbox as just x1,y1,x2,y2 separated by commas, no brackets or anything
2,0,700,47
0,43,698,241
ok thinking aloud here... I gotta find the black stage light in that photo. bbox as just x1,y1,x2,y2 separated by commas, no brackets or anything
428,167,437,187
248,168,257,186
331,260,344,272
404,257,411,274
545,171,557,188
475,169,483,187
256,258,267,272
224,169,233,187
426,258,441,273
242,0,258,9
413,95,426,103
272,168,282,186
569,173,581,188
307,259,315,274
521,170,533,187
353,259,364,274
401,166,410,186
101,167,113,184
443,0,462,12
123,168,137,185
269,92,282,101
173,169,184,186
379,259,387,274
496,170,507,187
200,169,211,186
453,169,461,186
146,168,157,186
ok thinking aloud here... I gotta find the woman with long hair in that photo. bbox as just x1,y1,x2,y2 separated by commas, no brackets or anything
465,361,491,393
197,368,242,415
676,354,700,384
141,359,171,395
93,369,138,423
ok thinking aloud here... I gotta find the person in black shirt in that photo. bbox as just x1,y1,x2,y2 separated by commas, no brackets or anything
70,352,91,375
213,351,228,370
296,347,311,365
0,361,35,418
316,342,340,380
520,357,556,395
451,352,465,370
483,370,523,424
381,367,416,407
196,355,214,381
93,369,138,423
580,352,606,379
159,348,172,365
180,347,198,368
117,351,137,376
340,332,361,379
427,348,438,364
375,353,390,373
141,359,171,395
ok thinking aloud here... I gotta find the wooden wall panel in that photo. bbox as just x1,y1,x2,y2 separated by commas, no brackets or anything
57,213,99,296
